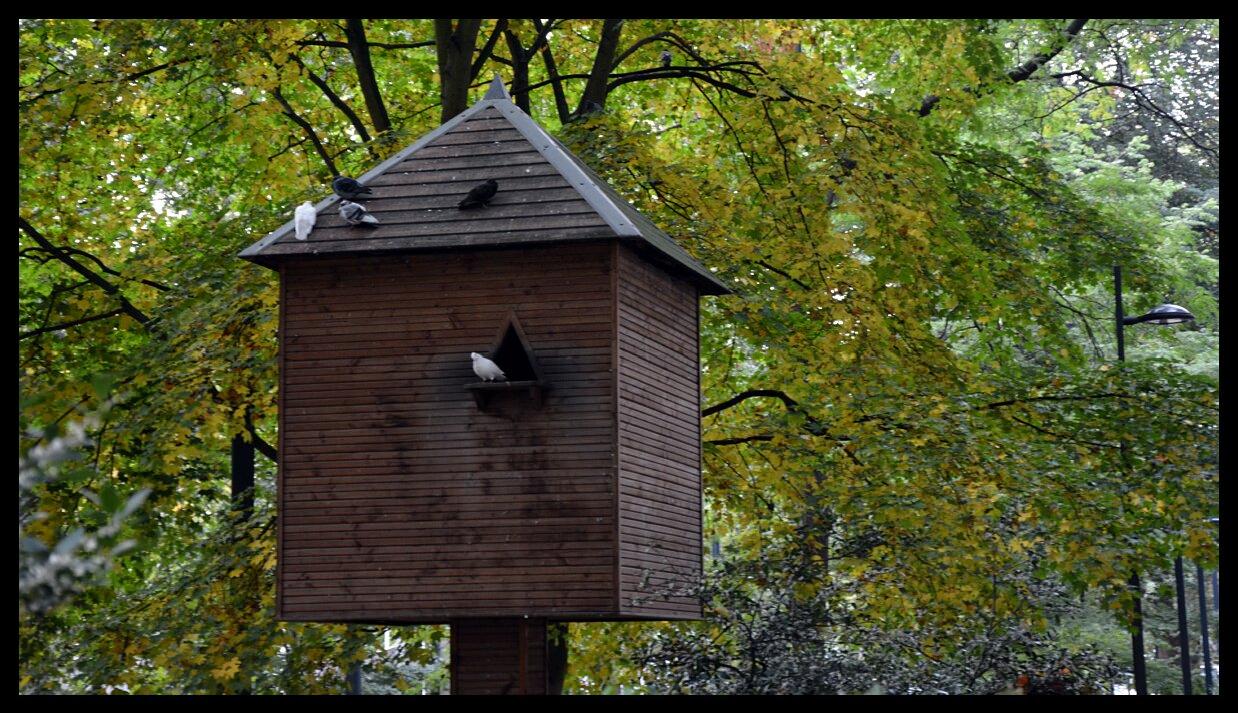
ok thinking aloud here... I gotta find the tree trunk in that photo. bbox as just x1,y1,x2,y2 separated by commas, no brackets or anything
344,19,392,135
537,38,571,124
574,19,624,117
504,29,531,114
230,433,254,520
547,622,568,694
435,19,483,124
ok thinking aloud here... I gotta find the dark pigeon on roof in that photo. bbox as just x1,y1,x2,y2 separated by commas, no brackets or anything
332,176,372,200
458,179,498,209
240,76,729,295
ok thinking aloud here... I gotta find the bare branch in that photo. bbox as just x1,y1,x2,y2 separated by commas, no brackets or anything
706,434,775,446
533,19,571,124
291,54,373,146
703,389,801,418
271,87,338,176
470,18,509,81
1048,70,1218,158
20,55,202,107
21,244,170,292
296,39,433,51
981,392,1128,410
919,19,1088,116
19,308,125,340
1007,19,1089,82
18,217,152,326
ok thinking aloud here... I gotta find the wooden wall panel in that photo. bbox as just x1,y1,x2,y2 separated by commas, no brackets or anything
614,244,703,619
277,243,616,622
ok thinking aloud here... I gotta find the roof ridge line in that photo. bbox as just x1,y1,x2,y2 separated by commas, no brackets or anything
490,100,640,238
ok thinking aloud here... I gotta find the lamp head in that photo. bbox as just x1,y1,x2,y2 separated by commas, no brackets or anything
1123,303,1196,326
1144,303,1195,325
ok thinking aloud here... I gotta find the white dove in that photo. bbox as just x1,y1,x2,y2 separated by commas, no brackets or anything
339,199,379,226
471,352,506,382
293,201,316,240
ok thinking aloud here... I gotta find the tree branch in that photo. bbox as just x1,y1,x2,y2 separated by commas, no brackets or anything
1008,414,1117,450
19,308,125,340
613,30,711,70
291,55,373,146
470,18,509,82
702,389,801,418
21,244,170,292
533,20,571,124
706,434,775,447
296,39,433,51
18,217,152,326
919,19,1088,116
606,64,763,97
19,218,279,465
981,392,1128,410
755,259,812,291
271,87,338,176
19,55,201,107
1007,19,1089,83
1049,70,1218,158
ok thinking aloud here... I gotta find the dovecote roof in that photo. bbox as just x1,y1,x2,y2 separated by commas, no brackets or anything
239,77,729,295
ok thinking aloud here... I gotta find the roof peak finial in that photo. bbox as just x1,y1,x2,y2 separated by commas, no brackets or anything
484,75,510,101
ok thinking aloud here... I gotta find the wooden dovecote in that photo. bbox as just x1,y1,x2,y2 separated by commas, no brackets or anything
240,78,728,625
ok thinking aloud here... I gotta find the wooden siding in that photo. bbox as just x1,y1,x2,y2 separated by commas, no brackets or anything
277,243,617,622
450,618,547,694
614,244,703,619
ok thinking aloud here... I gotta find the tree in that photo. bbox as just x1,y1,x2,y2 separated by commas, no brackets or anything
19,18,1217,693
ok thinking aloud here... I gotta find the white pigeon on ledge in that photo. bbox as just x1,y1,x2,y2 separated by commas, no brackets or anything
293,201,316,240
471,352,506,382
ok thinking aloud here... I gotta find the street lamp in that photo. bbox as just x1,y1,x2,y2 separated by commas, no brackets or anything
1113,265,1196,696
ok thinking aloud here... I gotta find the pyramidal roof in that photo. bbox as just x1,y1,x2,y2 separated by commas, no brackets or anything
239,77,729,294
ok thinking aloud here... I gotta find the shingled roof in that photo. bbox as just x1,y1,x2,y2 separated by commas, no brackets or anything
239,77,729,295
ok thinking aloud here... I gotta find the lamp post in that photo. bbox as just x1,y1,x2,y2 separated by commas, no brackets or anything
1197,561,1213,695
1113,265,1195,696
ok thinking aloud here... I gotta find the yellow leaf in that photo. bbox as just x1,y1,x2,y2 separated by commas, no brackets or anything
211,657,240,681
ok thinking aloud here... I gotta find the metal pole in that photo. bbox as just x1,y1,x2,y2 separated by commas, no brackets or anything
1129,573,1148,695
1115,265,1147,695
1197,563,1213,694
1175,556,1193,694
1114,265,1126,362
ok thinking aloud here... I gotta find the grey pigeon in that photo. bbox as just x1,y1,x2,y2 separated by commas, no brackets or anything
339,200,379,226
661,50,672,68
333,175,373,200
458,179,498,209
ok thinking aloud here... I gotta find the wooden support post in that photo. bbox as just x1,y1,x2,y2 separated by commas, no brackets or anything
450,618,548,695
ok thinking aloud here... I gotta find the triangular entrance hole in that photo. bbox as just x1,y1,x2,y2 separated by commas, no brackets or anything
491,318,541,382
466,313,548,409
